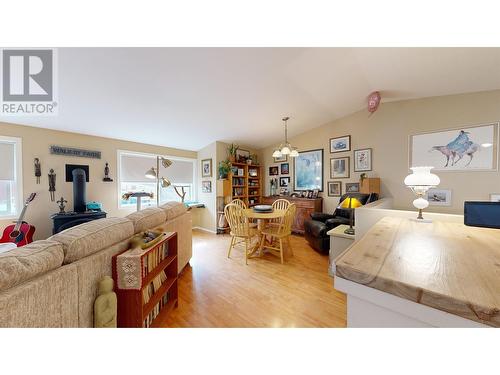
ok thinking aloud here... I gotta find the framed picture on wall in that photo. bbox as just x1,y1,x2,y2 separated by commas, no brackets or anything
426,188,452,206
490,193,500,202
330,135,351,153
269,166,279,175
330,157,350,178
345,182,360,193
354,148,372,172
328,181,342,197
280,163,289,175
273,154,287,163
409,122,498,171
202,180,212,193
293,149,324,191
201,159,212,177
279,177,290,187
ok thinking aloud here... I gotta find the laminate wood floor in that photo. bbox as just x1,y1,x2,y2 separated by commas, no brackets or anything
163,229,347,327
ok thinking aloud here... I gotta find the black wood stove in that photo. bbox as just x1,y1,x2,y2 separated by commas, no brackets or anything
51,168,107,234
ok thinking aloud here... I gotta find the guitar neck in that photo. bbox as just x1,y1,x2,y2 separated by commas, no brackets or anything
13,204,29,230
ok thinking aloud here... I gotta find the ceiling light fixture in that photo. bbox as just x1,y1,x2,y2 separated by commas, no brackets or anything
273,117,299,158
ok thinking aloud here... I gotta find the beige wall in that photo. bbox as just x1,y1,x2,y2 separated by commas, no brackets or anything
196,141,217,232
261,90,500,214
0,122,196,240
194,141,262,232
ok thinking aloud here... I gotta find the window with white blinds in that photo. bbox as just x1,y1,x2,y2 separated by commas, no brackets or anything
118,150,196,208
0,136,22,218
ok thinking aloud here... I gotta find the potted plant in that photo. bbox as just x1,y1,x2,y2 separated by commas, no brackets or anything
218,159,231,179
228,143,239,163
249,153,258,165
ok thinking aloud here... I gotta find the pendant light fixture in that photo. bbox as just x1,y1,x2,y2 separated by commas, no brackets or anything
273,117,299,158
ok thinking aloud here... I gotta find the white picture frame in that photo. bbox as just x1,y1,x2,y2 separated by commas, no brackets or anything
354,148,372,172
490,193,500,202
409,122,499,172
426,188,452,206
330,135,351,153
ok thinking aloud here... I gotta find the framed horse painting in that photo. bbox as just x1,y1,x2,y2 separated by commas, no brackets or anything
409,122,498,172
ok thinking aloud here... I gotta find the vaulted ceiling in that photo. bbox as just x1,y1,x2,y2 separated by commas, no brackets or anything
3,47,500,151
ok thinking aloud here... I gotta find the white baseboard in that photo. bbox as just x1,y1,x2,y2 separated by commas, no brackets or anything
192,226,217,234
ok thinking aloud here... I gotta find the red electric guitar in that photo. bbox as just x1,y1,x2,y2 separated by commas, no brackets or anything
0,193,37,247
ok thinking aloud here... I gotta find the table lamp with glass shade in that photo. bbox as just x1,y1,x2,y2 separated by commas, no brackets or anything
338,196,363,235
404,166,440,221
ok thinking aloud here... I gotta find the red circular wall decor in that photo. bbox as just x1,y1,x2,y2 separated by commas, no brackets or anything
367,91,381,113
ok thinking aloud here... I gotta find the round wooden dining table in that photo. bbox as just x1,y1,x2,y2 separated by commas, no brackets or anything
242,208,287,258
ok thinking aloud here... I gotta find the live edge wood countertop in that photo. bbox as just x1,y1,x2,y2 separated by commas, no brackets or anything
335,216,500,327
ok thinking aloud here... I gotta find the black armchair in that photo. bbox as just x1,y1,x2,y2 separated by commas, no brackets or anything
304,193,379,254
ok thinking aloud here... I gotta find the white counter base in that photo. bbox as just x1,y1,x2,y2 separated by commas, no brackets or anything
334,276,487,328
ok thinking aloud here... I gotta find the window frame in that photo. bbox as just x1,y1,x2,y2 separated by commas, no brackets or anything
117,149,197,210
0,135,23,219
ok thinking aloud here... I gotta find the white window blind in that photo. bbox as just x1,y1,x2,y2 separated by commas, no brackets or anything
0,143,15,180
0,137,22,218
118,151,196,208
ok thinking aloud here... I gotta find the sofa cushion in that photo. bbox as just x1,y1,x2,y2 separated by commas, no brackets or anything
126,207,167,234
49,217,134,264
159,201,187,221
0,240,64,292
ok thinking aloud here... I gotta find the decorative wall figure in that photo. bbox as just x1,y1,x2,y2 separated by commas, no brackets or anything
103,162,113,182
34,158,41,184
48,169,56,202
57,197,67,213
93,276,117,328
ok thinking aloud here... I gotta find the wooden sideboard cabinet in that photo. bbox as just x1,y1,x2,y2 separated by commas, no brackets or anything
262,196,322,234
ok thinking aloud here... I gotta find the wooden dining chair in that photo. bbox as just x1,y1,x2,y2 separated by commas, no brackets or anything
231,198,257,228
259,203,296,264
224,203,258,265
231,198,247,209
269,199,291,227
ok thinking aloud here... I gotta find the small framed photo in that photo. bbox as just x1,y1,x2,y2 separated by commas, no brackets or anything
354,148,372,172
312,189,319,198
426,188,452,206
279,177,290,187
301,191,308,198
280,163,289,175
273,154,287,163
269,166,279,176
330,135,351,153
202,180,212,193
201,159,212,177
330,157,350,178
307,190,314,198
328,181,342,197
490,193,500,202
345,182,360,193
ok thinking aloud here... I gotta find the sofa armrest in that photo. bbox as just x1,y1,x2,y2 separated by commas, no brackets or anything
310,212,335,222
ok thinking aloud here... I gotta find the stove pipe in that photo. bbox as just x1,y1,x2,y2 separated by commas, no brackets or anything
72,168,87,212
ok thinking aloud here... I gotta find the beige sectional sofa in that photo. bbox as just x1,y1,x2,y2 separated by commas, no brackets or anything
0,202,192,328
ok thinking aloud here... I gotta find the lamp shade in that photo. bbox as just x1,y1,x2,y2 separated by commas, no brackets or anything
338,197,363,209
404,166,440,187
145,167,157,179
160,158,173,168
289,148,299,157
272,149,283,158
160,177,171,188
281,145,291,155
